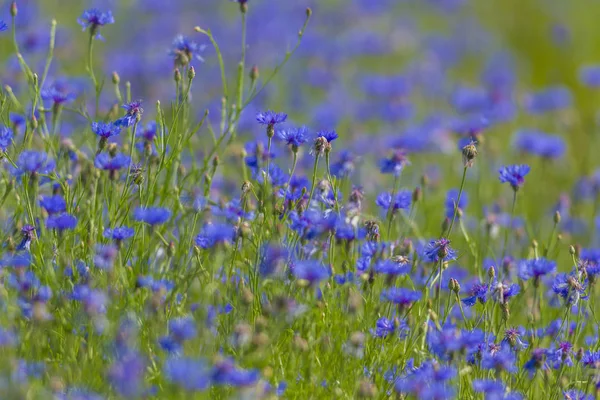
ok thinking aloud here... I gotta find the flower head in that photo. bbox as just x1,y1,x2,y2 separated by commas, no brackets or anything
104,226,134,242
195,223,235,249
423,238,457,263
40,195,66,215
133,207,171,226
276,126,308,151
92,121,121,139
94,153,131,171
462,282,489,306
376,191,412,214
499,164,530,191
114,101,143,128
513,130,565,159
78,9,114,39
0,126,13,151
381,288,421,309
170,35,205,66
518,258,556,282
379,149,410,175
46,213,77,231
292,260,331,285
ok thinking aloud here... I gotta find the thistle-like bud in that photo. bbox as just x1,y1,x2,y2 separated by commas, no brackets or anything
488,265,496,280
107,142,118,157
306,7,312,17
412,186,422,203
212,156,220,168
554,210,561,224
241,181,252,195
569,245,576,256
461,142,478,168
314,136,328,155
174,68,181,83
10,2,17,17
112,71,120,85
250,65,259,82
188,66,196,81
449,278,461,294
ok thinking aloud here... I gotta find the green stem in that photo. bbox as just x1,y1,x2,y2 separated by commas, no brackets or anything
445,166,467,238
306,154,320,205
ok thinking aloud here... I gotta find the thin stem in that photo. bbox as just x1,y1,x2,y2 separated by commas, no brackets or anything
307,154,320,205
500,190,518,265
445,166,467,238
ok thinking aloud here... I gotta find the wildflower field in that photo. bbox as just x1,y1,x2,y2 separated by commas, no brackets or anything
4,0,600,398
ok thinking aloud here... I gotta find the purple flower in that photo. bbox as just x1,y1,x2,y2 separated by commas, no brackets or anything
462,282,489,306
94,153,131,171
423,238,457,263
502,327,529,351
46,213,77,231
552,272,587,305
92,121,121,139
0,126,13,151
371,317,395,338
15,151,53,177
292,260,331,284
78,9,114,39
211,358,259,387
376,191,412,213
114,101,143,128
133,207,171,226
374,258,411,276
499,164,530,190
94,244,118,271
317,130,339,143
41,84,76,105
523,348,547,376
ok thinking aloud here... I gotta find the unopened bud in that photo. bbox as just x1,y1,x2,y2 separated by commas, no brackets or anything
449,278,461,294
10,2,17,17
488,265,496,280
174,69,181,83
554,210,561,224
212,156,219,168
532,240,538,250
461,142,478,168
188,66,196,81
314,136,328,155
569,245,576,256
412,187,422,203
112,71,120,85
250,65,259,81
306,7,312,17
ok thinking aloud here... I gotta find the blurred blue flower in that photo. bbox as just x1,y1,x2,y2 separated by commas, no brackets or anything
498,164,530,190
133,207,171,226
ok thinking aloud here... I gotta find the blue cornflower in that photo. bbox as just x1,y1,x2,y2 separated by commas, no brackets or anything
375,190,412,214
492,280,520,303
552,272,587,305
513,130,565,159
40,195,66,215
133,207,171,226
16,225,35,251
0,21,7,32
94,153,131,171
170,35,205,65
46,213,77,231
524,86,572,114
580,65,600,88
562,390,593,400
107,353,146,398
259,245,289,277
371,317,395,338
423,238,457,263
444,189,468,219
317,130,339,143
211,358,259,387
381,288,421,309
195,223,235,248
0,126,13,151
104,226,134,243
256,110,287,127
462,282,489,306
15,150,51,177
114,100,143,128
473,380,519,400
502,327,529,351
581,350,600,368
330,151,357,178
78,9,114,39
41,84,76,105
276,126,308,151
93,244,117,271
498,164,530,190
518,258,556,282
212,199,254,222
374,258,411,276
523,348,547,376
481,346,517,373
292,260,330,285
159,317,197,353
91,121,121,139
379,149,409,175
164,358,210,391
547,341,574,369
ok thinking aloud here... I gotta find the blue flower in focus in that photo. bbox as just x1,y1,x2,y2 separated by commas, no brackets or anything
170,35,205,65
133,207,171,226
292,260,330,285
423,238,457,263
78,8,114,39
276,126,308,150
92,121,121,139
0,126,13,151
513,130,565,159
195,223,235,249
498,164,530,190
46,213,77,231
552,272,587,305
462,282,489,306
256,110,287,127
371,317,395,338
501,327,529,351
114,100,143,128
164,357,211,391
518,258,556,282
317,129,339,143
444,188,468,219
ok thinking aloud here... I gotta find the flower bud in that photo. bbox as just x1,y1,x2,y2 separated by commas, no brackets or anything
250,65,259,82
188,66,196,81
554,210,561,224
112,71,120,85
461,142,478,168
10,2,17,17
488,265,496,280
314,136,328,155
449,278,461,294
174,68,181,83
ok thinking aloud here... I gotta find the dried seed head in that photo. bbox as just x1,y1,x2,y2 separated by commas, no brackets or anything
461,142,478,168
